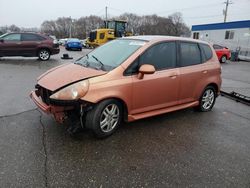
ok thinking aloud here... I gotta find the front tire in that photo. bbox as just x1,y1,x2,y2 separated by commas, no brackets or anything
38,49,50,61
196,86,216,112
86,99,122,138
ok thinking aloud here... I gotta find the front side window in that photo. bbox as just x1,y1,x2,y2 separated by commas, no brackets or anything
124,42,177,75
180,42,201,67
2,33,21,41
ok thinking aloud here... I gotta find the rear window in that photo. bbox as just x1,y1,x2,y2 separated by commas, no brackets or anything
213,44,223,49
200,43,213,61
68,38,80,42
180,42,201,67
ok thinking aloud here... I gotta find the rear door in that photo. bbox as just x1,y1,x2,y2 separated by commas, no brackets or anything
178,41,207,104
21,33,44,56
0,33,21,56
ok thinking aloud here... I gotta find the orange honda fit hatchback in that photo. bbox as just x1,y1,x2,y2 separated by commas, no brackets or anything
30,36,221,138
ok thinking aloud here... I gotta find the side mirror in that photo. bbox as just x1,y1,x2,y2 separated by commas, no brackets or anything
138,64,155,79
0,39,4,43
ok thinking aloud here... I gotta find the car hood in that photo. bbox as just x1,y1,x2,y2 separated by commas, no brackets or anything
37,63,106,91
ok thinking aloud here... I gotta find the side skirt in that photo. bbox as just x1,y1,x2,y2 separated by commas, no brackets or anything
127,101,199,122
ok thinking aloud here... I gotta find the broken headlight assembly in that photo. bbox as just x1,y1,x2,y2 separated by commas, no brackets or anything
50,80,89,100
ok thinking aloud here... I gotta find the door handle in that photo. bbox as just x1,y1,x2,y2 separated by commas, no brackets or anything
169,73,178,79
16,42,21,44
202,70,208,74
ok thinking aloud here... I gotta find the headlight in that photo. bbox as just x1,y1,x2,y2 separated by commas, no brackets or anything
50,80,89,100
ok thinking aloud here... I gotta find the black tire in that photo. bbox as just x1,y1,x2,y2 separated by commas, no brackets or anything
79,48,82,51
38,49,50,61
220,55,227,63
86,99,122,138
196,86,216,112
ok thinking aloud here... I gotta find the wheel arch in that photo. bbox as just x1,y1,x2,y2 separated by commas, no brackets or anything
90,97,129,122
37,47,51,56
203,83,219,97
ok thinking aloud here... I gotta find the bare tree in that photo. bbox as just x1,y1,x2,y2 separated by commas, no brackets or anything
168,12,190,36
39,12,190,39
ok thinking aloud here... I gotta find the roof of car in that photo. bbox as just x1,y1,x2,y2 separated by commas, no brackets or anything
67,38,80,42
124,35,208,44
0,32,50,39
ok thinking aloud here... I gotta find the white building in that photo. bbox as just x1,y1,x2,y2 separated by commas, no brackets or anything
191,20,250,61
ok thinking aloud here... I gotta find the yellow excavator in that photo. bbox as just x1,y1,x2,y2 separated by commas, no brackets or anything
85,20,132,48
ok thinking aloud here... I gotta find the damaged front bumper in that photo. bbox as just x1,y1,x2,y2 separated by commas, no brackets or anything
30,90,74,123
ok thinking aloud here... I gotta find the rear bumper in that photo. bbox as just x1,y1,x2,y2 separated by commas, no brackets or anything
30,90,73,123
66,45,82,49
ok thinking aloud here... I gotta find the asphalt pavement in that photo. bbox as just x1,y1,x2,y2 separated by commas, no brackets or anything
0,48,250,187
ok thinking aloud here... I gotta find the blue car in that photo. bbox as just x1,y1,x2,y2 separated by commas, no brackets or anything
65,38,82,51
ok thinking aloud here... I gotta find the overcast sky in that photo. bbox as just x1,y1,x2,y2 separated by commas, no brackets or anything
0,0,250,28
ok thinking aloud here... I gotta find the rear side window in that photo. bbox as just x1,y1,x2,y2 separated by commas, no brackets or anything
21,33,44,41
200,43,213,61
140,42,176,70
180,42,201,67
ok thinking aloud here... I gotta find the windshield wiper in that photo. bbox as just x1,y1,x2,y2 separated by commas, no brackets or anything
75,54,89,67
91,55,105,71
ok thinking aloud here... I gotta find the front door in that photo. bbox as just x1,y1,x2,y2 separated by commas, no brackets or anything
0,33,21,56
130,41,180,114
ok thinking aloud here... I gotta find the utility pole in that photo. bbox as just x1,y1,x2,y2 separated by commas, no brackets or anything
105,6,108,22
69,16,72,38
223,0,232,22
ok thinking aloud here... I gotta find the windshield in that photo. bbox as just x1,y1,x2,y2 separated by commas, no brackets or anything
67,38,80,42
0,33,8,38
74,39,147,71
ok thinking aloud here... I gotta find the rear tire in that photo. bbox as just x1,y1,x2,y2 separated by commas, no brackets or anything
38,49,50,61
86,99,122,138
196,86,216,112
220,55,227,63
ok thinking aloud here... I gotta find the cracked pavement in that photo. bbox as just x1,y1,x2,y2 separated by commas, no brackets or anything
0,48,250,187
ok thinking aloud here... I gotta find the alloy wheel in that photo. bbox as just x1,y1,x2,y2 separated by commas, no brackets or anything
100,104,120,133
201,89,215,110
39,50,50,60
